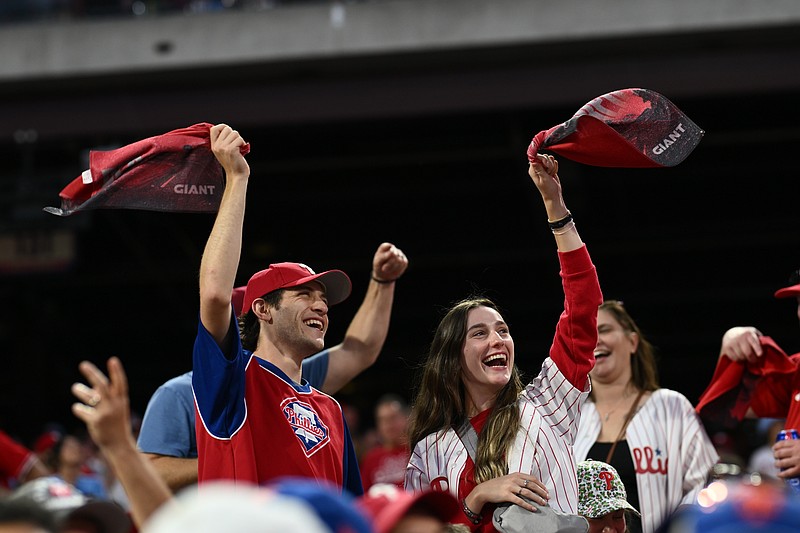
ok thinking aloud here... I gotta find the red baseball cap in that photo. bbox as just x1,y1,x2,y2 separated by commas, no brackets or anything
241,262,352,316
357,485,459,533
775,282,800,299
232,285,246,316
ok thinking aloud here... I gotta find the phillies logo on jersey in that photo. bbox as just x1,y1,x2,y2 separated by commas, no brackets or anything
281,397,330,457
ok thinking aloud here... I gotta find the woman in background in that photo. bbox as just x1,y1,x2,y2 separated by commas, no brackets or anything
574,301,718,533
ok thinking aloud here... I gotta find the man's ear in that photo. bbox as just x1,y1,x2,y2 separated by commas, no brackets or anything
252,299,272,322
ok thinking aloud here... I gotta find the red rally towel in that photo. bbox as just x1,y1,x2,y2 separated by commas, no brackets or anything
527,88,703,167
44,123,250,216
695,337,797,427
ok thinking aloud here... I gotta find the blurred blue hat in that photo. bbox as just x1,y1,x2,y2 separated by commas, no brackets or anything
270,477,373,533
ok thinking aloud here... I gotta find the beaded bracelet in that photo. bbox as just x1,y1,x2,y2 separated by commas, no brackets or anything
461,498,482,524
548,212,573,230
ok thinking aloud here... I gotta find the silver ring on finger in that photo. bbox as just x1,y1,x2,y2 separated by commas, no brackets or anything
523,479,529,487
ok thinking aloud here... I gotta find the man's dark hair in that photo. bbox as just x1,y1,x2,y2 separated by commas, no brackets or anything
239,289,285,352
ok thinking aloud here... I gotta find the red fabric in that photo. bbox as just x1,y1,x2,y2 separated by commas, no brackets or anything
33,430,60,455
45,123,250,216
527,88,703,168
359,445,409,490
0,429,35,488
231,286,246,316
696,337,800,428
358,489,459,533
549,245,601,391
456,409,496,532
750,359,800,427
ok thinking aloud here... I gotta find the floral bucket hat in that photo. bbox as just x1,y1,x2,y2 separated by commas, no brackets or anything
577,460,640,519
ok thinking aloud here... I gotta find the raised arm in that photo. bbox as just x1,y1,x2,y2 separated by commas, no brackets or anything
199,124,250,345
528,154,583,253
71,358,172,530
528,154,601,389
321,242,408,393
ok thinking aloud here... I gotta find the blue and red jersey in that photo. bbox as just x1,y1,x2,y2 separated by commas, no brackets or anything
192,316,362,495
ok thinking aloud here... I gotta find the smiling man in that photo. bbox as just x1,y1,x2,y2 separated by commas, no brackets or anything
192,124,371,494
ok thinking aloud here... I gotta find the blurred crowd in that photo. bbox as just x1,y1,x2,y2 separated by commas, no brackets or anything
0,0,355,23
1,388,799,533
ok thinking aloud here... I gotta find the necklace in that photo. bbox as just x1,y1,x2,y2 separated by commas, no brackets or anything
598,390,634,422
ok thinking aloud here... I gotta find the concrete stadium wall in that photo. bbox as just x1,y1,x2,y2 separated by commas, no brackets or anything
2,0,800,81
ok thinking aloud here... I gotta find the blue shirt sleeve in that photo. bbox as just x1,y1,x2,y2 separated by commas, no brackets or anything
341,415,363,496
74,474,108,499
301,350,330,390
193,314,248,439
137,372,197,458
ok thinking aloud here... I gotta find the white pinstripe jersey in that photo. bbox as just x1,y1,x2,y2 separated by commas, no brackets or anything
405,357,590,514
575,389,719,533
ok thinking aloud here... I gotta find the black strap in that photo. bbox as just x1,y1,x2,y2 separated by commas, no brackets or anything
604,389,646,464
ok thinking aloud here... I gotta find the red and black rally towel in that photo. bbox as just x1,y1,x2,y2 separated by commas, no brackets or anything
527,88,703,167
44,123,250,216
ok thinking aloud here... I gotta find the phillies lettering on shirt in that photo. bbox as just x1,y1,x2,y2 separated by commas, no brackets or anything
633,446,668,475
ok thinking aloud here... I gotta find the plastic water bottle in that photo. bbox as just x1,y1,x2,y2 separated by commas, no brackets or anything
776,429,800,493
